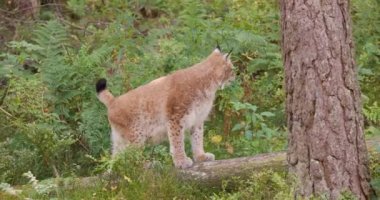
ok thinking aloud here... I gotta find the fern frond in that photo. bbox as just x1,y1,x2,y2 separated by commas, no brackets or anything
33,20,69,57
76,45,112,69
364,102,380,124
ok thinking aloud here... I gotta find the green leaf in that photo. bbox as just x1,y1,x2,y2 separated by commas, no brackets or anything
244,130,253,140
260,112,275,117
232,123,244,132
358,67,373,76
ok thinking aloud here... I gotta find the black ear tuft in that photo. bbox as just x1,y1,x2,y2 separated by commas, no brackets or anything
226,48,233,59
216,41,221,51
227,48,233,56
96,78,107,93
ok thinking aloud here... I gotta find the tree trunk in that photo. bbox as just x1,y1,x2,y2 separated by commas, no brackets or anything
280,0,373,199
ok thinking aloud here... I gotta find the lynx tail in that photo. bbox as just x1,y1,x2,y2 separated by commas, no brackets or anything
96,78,114,107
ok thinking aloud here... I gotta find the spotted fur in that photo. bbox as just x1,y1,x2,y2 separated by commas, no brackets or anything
96,49,234,169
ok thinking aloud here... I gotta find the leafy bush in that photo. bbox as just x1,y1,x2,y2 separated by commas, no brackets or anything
0,76,75,184
352,0,380,103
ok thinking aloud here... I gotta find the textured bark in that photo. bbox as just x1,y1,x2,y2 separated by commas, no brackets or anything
280,0,373,199
179,152,287,186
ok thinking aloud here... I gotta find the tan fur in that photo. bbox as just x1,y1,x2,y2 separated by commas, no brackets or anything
97,49,235,168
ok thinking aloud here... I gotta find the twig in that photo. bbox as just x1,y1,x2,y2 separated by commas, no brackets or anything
77,137,91,153
0,83,9,106
57,18,94,34
52,164,61,178
0,106,14,118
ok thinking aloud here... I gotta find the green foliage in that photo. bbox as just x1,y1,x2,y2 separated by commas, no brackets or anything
33,21,112,119
0,77,76,184
364,102,380,125
100,147,205,200
0,20,115,183
352,0,380,108
231,101,277,140
1,146,211,200
22,171,57,196
211,170,293,200
67,0,86,17
0,40,40,77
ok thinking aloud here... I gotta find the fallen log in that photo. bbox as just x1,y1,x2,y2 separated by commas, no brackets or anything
179,136,379,187
179,152,287,187
36,136,380,189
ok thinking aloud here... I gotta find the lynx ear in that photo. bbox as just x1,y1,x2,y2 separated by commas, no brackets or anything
216,41,221,52
224,48,233,60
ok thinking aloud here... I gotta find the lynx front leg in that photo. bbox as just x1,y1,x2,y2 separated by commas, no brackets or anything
191,124,215,162
167,121,193,169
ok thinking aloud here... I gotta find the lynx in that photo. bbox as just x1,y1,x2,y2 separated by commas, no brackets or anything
96,48,234,169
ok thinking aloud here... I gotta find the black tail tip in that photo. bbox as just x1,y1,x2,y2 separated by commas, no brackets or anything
96,78,107,93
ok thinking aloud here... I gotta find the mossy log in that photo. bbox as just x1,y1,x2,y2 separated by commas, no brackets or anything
179,136,379,187
45,136,380,189
178,152,287,187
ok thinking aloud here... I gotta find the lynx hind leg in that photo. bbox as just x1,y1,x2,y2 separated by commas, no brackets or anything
111,124,147,157
110,126,129,156
167,121,193,169
191,124,215,162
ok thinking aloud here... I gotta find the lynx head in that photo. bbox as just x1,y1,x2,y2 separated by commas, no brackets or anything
208,47,235,88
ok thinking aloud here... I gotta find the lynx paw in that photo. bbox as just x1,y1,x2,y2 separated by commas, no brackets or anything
194,152,215,162
174,157,193,169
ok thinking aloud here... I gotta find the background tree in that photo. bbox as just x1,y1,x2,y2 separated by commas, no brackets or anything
280,0,374,199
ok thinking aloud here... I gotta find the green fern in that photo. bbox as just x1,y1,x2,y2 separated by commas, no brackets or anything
32,20,112,117
33,20,68,57
364,102,380,125
33,20,70,102
31,20,113,156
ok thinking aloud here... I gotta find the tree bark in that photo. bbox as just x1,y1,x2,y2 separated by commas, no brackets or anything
179,152,287,187
280,0,373,199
